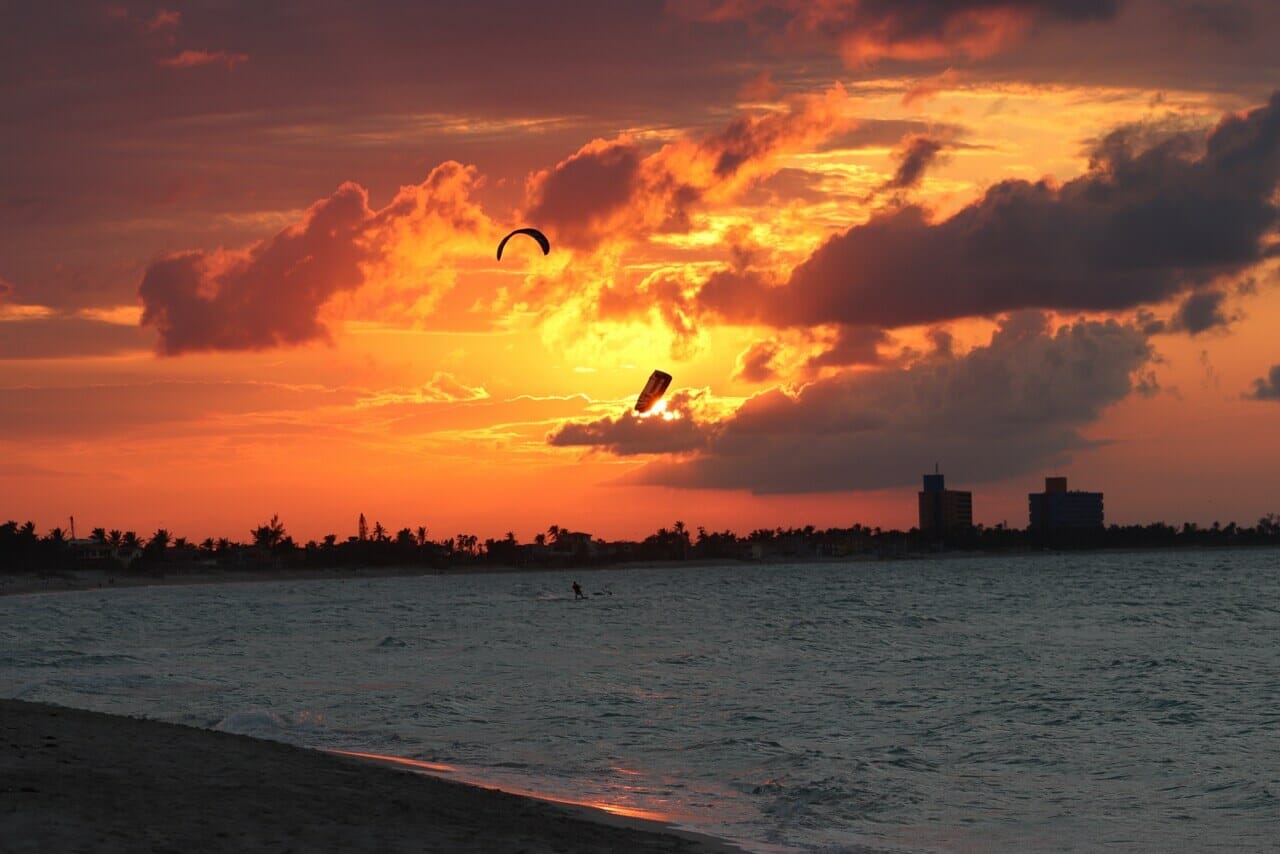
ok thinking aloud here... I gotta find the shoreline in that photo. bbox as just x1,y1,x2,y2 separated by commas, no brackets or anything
3,543,1276,599
0,698,743,853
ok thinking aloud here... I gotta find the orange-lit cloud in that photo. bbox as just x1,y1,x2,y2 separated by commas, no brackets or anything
596,313,1153,493
548,389,720,455
139,162,490,354
805,325,889,372
734,340,782,382
146,10,181,33
140,183,375,354
902,68,965,107
675,0,1118,65
697,92,1280,330
158,49,249,69
526,85,851,250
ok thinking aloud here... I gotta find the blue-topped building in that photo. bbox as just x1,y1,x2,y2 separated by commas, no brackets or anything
918,471,973,538
1028,477,1104,533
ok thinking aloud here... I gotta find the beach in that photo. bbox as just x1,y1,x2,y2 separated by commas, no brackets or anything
0,699,739,853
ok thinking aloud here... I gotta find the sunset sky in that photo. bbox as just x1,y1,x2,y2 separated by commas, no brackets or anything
3,1,1279,543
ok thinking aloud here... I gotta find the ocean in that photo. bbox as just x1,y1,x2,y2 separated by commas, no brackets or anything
2,551,1278,852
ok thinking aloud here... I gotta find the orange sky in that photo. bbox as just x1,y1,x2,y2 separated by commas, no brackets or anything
2,2,1279,543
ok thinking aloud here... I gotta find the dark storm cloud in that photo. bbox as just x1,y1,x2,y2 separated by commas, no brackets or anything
1245,365,1280,401
699,92,1280,329
611,314,1152,493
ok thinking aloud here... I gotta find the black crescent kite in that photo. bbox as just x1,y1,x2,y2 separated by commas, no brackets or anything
496,227,550,261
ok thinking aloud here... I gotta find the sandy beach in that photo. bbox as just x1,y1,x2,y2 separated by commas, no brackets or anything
0,699,739,852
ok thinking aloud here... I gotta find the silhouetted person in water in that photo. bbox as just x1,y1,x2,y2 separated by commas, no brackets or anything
572,581,585,599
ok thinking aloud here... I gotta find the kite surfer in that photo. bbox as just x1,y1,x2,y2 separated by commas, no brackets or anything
572,581,586,600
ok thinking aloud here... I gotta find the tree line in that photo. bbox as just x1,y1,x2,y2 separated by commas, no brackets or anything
3,512,1280,576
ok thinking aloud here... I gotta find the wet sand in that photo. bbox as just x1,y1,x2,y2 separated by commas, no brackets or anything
0,699,740,852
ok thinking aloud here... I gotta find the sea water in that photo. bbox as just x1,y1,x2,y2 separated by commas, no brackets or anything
2,551,1278,852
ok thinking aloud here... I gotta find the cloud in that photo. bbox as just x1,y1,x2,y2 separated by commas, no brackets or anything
1169,289,1236,335
805,325,889,371
146,10,181,33
547,389,717,456
734,340,782,382
139,183,374,354
902,68,964,107
819,118,972,151
139,162,487,355
357,372,490,407
569,314,1151,494
158,49,249,69
884,134,946,190
525,85,850,250
523,139,642,250
699,91,1280,330
1245,365,1280,401
677,0,1119,65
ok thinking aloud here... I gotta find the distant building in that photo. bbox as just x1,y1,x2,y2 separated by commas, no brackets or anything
67,538,112,566
918,472,973,538
1028,477,1104,533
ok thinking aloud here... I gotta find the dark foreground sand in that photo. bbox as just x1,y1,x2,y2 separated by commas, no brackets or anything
0,700,740,853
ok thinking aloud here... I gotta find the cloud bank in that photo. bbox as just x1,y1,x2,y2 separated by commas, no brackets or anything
677,0,1119,64
139,162,486,355
553,313,1152,493
1246,365,1280,401
526,85,850,249
698,91,1280,330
